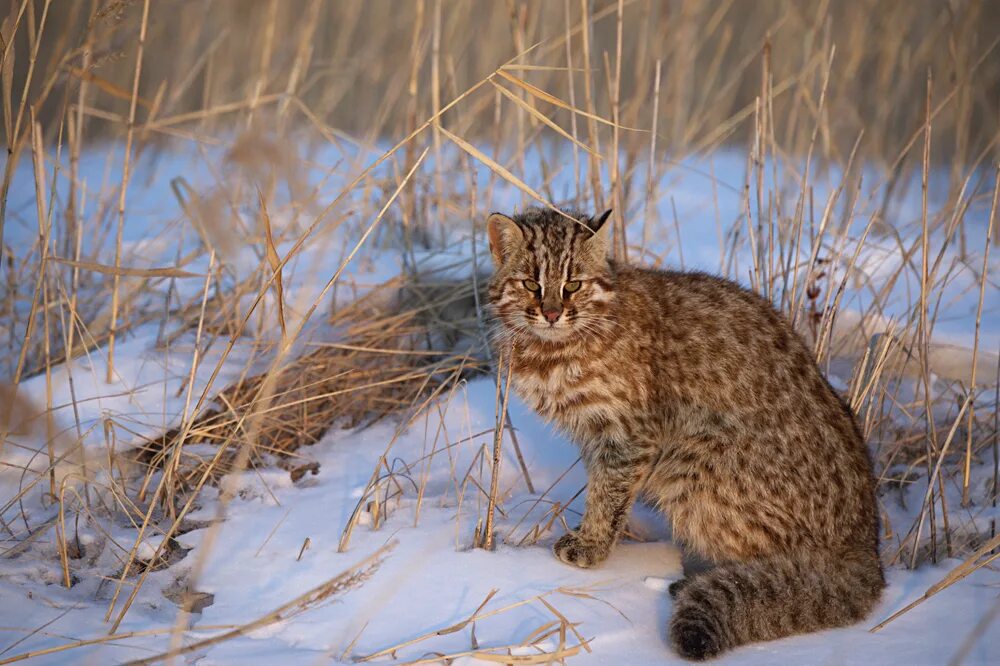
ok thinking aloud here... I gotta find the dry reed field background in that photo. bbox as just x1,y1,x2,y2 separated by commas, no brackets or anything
1,0,999,663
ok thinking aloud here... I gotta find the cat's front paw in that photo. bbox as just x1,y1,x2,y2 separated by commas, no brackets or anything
553,531,609,568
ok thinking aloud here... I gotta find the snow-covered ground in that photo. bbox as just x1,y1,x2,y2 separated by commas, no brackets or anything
3,368,998,664
1,139,998,664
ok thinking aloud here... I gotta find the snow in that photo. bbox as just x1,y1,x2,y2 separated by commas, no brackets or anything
3,376,997,664
1,138,998,664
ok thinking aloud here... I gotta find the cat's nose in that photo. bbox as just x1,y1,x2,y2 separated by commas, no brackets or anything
543,308,562,323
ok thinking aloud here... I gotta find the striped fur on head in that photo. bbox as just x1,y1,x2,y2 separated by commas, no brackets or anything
487,208,613,344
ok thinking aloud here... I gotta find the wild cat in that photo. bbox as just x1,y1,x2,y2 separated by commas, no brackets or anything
485,207,884,660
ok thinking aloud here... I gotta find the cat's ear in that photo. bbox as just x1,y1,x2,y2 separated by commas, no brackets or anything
486,213,524,266
583,209,612,259
588,209,613,234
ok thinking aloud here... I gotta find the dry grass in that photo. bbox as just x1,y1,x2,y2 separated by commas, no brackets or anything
354,585,601,664
1,0,999,662
140,269,488,518
8,1,1000,167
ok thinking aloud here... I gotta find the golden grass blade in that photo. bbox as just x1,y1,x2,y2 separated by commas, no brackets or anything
501,64,586,72
430,644,583,664
482,344,514,550
49,257,204,278
356,588,570,662
435,589,499,635
258,186,287,342
63,65,153,108
491,80,601,159
106,0,151,384
437,125,582,229
0,9,15,142
495,69,645,132
0,626,239,665
871,530,1000,633
961,166,998,504
437,125,546,204
142,93,283,130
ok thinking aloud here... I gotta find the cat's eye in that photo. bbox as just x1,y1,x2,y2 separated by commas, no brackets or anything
563,281,582,294
522,279,541,292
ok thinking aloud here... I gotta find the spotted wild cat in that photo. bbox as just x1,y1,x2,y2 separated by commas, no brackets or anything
485,207,884,661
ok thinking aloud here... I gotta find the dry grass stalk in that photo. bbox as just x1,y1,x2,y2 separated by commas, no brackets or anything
355,585,593,664
481,344,515,550
123,541,394,666
0,625,239,666
961,166,998,505
872,529,1000,633
106,0,151,383
257,188,287,343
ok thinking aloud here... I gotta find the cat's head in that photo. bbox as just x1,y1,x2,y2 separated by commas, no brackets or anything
486,207,615,343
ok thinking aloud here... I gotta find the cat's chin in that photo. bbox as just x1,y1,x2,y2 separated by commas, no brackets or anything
529,325,576,342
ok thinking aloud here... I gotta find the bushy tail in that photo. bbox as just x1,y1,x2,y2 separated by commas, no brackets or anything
669,552,884,660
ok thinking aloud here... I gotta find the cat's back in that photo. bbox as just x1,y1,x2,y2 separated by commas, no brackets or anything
610,264,857,433
612,264,813,368
615,264,789,333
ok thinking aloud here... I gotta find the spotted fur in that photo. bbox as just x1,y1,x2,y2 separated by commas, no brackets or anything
486,207,884,660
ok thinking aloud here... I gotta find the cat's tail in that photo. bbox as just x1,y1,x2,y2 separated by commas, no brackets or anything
669,550,884,660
